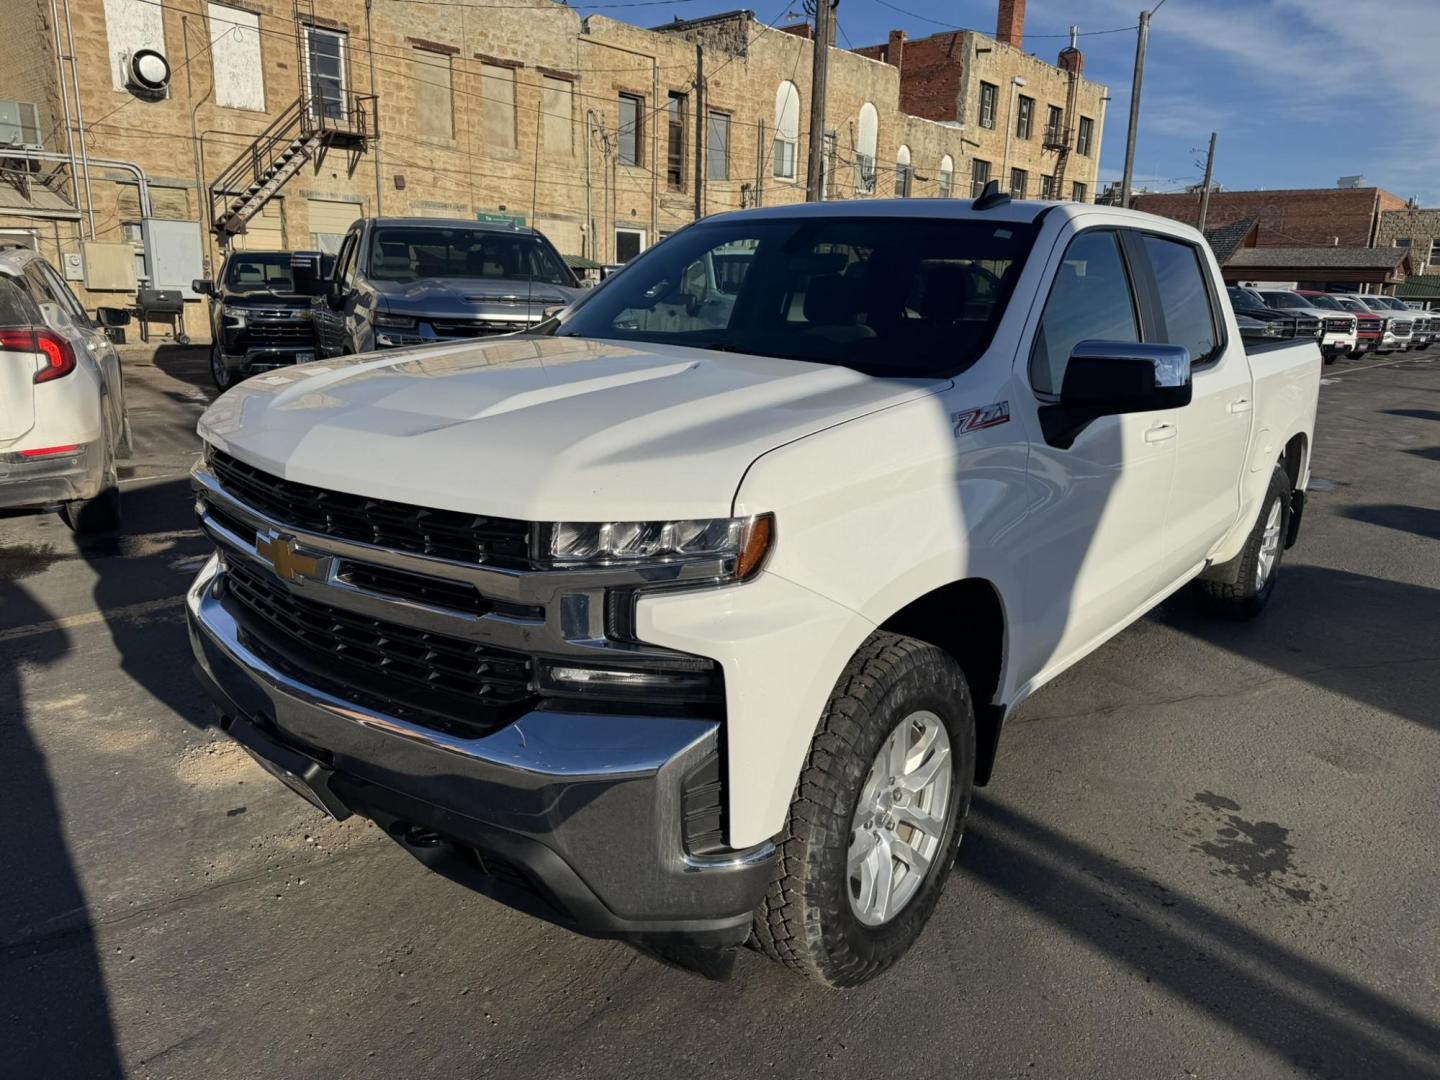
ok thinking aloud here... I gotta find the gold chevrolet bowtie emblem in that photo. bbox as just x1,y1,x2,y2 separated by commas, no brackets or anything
254,531,321,583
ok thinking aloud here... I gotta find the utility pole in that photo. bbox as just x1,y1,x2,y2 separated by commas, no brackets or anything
805,0,837,202
694,43,705,220
1118,7,1151,209
1197,131,1217,232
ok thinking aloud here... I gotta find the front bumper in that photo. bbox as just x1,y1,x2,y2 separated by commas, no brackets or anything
0,439,103,508
187,555,773,946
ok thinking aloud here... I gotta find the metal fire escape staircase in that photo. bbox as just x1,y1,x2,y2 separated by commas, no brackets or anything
1044,35,1084,195
209,93,373,241
209,0,374,242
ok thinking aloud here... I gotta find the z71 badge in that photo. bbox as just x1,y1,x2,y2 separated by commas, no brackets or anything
951,401,1011,437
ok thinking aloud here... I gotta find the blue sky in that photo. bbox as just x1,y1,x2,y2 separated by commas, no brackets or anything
609,0,1440,204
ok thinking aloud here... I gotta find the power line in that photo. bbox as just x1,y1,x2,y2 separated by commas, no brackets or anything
864,0,1138,38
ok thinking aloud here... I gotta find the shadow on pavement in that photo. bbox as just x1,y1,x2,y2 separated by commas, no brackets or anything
76,477,214,730
1342,504,1440,542
0,582,124,1078
1382,408,1440,422
1164,565,1440,735
148,344,213,395
960,797,1440,1079
1404,446,1440,461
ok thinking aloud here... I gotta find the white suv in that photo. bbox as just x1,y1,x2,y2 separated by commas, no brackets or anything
0,245,131,532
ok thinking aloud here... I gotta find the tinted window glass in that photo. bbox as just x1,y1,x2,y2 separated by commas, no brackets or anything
0,274,39,325
554,217,1037,378
1260,291,1304,309
1305,294,1342,311
1143,235,1217,363
367,227,573,286
1029,230,1138,395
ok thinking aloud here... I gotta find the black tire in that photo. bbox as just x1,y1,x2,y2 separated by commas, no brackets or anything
1323,351,1338,366
210,343,234,392
62,435,121,535
750,631,975,987
1192,465,1291,620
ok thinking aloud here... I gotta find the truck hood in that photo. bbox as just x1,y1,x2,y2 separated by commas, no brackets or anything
198,336,946,521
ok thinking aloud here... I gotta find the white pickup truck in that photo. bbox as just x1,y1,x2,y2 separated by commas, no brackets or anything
187,195,1320,987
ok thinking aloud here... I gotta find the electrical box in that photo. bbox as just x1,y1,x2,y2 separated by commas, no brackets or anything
81,241,138,291
140,218,205,298
62,252,83,281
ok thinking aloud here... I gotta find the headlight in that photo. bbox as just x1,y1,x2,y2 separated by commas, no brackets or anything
375,313,417,329
539,513,774,580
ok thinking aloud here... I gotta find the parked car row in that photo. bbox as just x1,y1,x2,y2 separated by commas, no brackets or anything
1226,284,1432,364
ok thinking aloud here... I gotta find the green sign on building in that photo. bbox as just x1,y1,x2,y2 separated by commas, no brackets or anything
476,212,527,228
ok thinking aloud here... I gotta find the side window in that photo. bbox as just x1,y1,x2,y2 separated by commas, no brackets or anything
335,232,358,288
1142,235,1218,364
0,274,40,326
1029,230,1139,396
38,263,89,322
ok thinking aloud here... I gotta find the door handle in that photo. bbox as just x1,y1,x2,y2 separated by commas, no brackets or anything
1228,397,1253,414
1144,423,1177,444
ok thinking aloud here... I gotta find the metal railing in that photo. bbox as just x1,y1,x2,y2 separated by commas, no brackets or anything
209,90,374,234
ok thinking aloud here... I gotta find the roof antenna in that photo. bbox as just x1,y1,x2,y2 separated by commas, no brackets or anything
972,178,1011,211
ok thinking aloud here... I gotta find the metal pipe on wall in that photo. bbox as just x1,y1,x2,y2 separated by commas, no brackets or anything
59,0,96,238
45,0,81,220
10,149,152,218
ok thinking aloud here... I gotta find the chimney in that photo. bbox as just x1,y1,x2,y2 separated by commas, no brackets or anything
1058,25,1083,75
887,29,906,71
996,0,1026,48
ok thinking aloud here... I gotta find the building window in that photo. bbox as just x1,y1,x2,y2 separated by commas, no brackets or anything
937,154,954,198
979,82,999,128
667,92,687,191
895,145,912,197
615,227,645,263
618,93,643,167
1430,239,1439,264
1010,168,1028,198
305,26,347,123
1076,116,1094,156
0,101,41,147
773,81,800,181
1040,174,1056,199
971,158,991,198
1015,95,1033,140
706,111,730,181
414,48,454,140
207,4,264,112
481,63,516,150
1072,181,1088,203
1394,238,1413,248
542,75,574,156
1045,104,1064,143
856,101,879,195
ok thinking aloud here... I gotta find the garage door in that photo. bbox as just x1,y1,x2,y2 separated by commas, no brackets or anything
307,198,363,254
535,217,582,259
232,200,284,251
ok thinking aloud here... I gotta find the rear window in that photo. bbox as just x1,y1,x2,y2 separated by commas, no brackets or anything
0,274,39,325
553,216,1038,378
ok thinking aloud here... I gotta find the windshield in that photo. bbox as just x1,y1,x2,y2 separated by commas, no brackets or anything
368,226,574,287
1260,291,1305,309
552,216,1038,377
1334,297,1369,313
224,253,334,293
1304,294,1343,311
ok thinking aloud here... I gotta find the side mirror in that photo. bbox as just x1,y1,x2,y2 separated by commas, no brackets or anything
542,303,568,320
326,282,346,311
95,306,132,327
192,278,214,297
1041,341,1192,449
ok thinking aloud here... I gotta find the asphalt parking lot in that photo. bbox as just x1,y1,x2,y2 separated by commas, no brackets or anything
3,345,1438,1080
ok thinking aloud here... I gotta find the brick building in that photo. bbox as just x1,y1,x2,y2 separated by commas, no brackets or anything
0,0,1106,339
1134,186,1408,249
1375,208,1440,275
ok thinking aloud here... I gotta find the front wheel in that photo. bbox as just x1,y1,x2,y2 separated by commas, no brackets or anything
750,632,974,987
210,343,234,392
1192,465,1291,620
